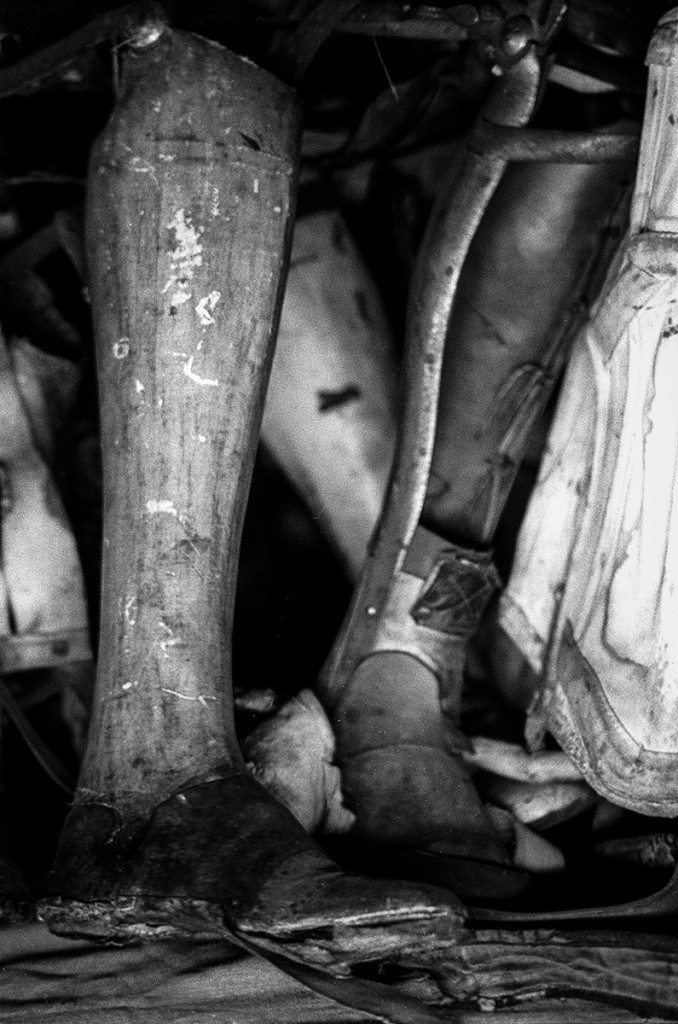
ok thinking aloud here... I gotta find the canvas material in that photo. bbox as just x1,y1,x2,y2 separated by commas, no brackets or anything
500,12,678,815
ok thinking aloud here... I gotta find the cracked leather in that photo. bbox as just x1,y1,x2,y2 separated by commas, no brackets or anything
43,774,465,934
410,549,500,636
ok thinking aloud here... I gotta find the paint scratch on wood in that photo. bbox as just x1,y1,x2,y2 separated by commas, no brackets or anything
183,354,218,386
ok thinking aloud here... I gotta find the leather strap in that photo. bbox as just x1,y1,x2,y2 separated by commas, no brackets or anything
0,628,91,674
233,931,457,1024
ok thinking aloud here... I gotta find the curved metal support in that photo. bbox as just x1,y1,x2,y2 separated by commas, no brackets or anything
470,122,640,163
470,863,678,924
320,50,542,707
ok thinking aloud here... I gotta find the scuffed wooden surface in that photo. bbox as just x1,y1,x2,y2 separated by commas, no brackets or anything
0,922,674,1023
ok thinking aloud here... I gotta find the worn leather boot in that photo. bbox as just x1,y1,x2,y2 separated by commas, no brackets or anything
321,526,524,904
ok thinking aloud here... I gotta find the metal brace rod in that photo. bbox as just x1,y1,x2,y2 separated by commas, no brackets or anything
0,2,167,101
470,122,641,163
192,0,562,65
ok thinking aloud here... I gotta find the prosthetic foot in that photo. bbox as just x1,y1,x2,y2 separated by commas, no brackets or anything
323,528,523,904
37,27,465,971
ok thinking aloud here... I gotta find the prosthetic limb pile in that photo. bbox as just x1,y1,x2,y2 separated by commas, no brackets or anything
262,210,398,583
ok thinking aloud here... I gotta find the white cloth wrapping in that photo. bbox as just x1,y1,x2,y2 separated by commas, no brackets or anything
501,11,678,814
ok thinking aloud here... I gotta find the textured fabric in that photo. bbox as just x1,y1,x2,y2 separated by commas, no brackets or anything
2,921,678,1022
501,18,678,814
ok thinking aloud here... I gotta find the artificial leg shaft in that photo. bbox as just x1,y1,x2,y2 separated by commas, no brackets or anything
422,157,632,547
323,109,633,901
39,28,465,964
39,24,296,933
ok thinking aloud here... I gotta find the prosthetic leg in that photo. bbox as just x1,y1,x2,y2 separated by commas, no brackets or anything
262,210,398,583
37,27,465,969
320,51,634,904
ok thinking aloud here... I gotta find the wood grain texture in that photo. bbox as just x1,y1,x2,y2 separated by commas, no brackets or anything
77,29,300,819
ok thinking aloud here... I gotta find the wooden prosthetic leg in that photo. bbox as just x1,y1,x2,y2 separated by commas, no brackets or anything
38,28,465,967
321,57,634,905
263,211,398,583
